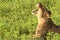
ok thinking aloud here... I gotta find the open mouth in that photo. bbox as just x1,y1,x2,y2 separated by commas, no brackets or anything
32,9,38,15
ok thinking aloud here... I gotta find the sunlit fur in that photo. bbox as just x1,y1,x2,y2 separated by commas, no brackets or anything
32,3,60,40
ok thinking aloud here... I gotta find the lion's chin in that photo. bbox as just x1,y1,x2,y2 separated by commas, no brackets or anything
32,13,35,15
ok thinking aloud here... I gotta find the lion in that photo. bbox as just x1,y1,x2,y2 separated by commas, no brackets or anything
32,3,60,40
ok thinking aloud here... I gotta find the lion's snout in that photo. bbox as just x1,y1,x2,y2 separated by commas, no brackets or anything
32,10,37,15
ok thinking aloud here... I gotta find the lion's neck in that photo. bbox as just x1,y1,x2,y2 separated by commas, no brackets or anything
37,17,54,26
37,17,46,25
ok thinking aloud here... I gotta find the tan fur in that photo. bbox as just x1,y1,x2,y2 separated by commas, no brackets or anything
32,3,60,40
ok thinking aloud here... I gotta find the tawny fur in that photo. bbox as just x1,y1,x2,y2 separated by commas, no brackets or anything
32,3,60,40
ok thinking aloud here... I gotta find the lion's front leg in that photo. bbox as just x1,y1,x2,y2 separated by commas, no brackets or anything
33,30,47,40
33,25,47,40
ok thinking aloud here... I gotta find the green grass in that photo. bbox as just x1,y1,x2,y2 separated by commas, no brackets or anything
0,0,60,40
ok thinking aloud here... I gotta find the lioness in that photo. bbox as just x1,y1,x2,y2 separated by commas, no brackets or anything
32,3,60,40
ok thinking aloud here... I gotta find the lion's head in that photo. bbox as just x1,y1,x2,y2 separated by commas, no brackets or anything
32,3,51,18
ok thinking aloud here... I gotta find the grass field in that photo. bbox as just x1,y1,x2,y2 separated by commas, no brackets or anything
0,0,60,40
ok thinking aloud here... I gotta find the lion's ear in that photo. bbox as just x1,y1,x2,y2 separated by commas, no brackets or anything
42,11,51,18
48,11,51,16
36,3,43,9
45,12,50,18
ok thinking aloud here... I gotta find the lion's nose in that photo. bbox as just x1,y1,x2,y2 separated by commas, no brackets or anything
32,10,36,15
32,10,37,14
32,10,35,13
